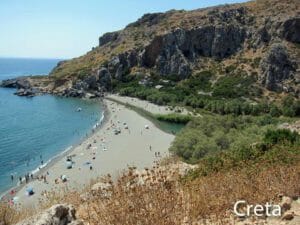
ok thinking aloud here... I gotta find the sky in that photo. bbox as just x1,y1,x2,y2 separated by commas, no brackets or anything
0,0,248,59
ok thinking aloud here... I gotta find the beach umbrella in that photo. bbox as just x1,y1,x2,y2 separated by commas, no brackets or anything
66,161,72,169
61,175,67,182
26,187,34,196
145,125,149,129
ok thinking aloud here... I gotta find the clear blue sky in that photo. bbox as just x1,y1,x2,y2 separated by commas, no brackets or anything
0,0,248,59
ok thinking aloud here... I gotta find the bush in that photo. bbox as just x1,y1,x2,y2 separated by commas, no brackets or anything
170,115,283,163
212,75,254,98
155,114,192,124
263,129,300,145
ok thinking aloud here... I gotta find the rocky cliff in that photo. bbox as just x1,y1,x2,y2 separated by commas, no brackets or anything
1,0,299,99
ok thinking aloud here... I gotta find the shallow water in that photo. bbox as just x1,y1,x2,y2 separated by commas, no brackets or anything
0,58,103,194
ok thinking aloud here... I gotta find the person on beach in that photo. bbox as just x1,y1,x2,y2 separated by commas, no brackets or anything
149,145,152,151
19,176,22,184
10,174,14,182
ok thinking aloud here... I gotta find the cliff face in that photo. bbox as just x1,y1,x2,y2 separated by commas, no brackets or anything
2,0,299,99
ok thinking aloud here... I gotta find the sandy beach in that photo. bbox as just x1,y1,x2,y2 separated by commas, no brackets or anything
7,98,174,208
106,94,189,115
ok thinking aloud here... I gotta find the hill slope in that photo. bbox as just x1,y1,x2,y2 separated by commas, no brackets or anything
1,0,299,105
44,0,299,98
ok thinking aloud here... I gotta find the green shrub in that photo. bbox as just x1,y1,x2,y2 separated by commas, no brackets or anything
170,115,283,163
155,114,192,124
263,129,300,145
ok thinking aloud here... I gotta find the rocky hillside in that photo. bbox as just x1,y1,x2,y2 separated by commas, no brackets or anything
1,0,299,100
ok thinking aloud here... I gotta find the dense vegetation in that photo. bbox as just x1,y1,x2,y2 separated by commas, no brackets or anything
155,113,192,124
113,72,300,117
169,115,297,164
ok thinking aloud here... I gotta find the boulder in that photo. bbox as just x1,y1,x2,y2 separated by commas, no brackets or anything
16,204,83,225
259,43,296,91
281,211,295,221
14,88,38,97
280,196,293,212
281,17,300,43
63,88,85,98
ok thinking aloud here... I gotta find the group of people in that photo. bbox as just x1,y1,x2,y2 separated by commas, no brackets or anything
10,173,33,185
10,171,49,187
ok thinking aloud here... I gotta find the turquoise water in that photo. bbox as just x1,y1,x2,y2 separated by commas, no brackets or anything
0,58,103,195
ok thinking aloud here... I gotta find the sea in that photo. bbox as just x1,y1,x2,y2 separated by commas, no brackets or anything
0,58,103,195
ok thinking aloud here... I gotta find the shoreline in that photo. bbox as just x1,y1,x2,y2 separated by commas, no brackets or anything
2,96,175,208
0,98,110,203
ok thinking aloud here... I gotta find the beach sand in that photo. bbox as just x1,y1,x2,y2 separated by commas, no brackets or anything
11,99,174,208
106,94,189,115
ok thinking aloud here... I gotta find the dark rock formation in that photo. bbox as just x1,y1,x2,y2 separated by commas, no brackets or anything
252,26,271,48
140,24,245,79
99,31,119,46
259,43,296,91
108,51,138,80
62,67,111,97
0,77,40,97
63,88,85,98
209,6,249,25
281,17,300,43
0,77,31,89
97,67,112,90
14,88,38,97
100,24,245,80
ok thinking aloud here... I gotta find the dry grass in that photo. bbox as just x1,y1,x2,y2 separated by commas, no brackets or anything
0,203,34,225
64,161,300,225
1,159,299,225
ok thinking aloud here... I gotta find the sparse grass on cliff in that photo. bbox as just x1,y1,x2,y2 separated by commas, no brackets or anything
59,149,300,225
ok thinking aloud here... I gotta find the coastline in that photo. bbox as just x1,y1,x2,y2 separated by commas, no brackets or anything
2,96,175,208
0,98,109,203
